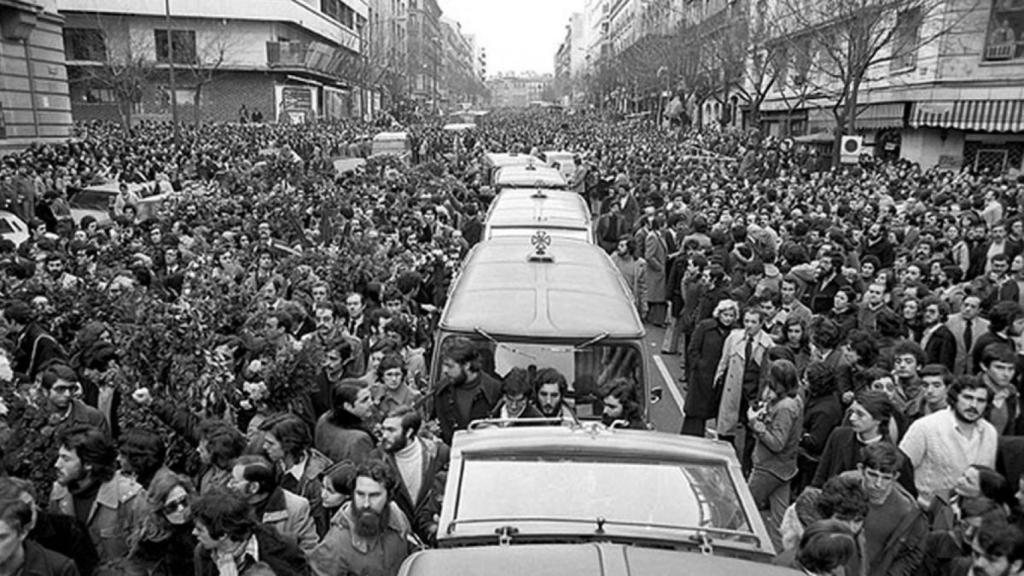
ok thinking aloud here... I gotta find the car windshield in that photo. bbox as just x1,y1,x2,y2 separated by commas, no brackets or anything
69,190,112,211
455,457,751,536
434,335,642,405
0,219,14,234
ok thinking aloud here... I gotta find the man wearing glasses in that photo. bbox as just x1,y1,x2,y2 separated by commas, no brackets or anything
40,364,109,438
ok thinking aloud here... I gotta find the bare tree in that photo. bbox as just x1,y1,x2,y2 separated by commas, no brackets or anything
179,25,243,125
772,0,980,141
72,14,156,131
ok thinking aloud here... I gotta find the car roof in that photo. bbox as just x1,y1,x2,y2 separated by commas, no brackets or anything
486,189,589,229
400,543,798,576
440,238,642,339
450,424,739,464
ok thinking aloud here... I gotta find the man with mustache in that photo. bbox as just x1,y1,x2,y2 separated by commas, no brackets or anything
899,375,998,502
309,460,412,576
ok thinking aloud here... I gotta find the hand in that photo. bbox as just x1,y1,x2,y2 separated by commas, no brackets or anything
132,388,153,406
841,391,855,404
747,405,764,423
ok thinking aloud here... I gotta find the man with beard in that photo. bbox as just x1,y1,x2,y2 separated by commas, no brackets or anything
861,223,895,269
900,376,998,499
371,406,449,544
192,489,310,576
48,425,145,565
838,442,926,576
309,460,412,576
533,367,576,422
226,454,319,556
432,337,501,444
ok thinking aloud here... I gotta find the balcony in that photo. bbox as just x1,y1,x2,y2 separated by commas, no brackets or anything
267,41,361,84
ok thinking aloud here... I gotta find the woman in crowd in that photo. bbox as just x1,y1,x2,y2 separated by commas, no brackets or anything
747,359,804,550
126,469,197,576
682,299,739,436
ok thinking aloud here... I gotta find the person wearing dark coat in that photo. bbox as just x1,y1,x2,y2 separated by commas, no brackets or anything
796,362,845,495
432,337,502,444
915,296,957,373
681,300,739,436
192,490,310,576
4,300,67,381
314,381,376,465
0,475,99,576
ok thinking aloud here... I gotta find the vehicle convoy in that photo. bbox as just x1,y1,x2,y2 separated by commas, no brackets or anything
397,422,787,574
483,188,593,243
432,235,659,420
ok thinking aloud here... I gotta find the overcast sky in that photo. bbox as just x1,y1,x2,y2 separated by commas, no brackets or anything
439,0,581,76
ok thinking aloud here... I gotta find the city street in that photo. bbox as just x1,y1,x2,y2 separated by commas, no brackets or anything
644,324,687,433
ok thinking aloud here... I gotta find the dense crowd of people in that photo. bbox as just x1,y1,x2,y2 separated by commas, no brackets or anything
0,109,1024,575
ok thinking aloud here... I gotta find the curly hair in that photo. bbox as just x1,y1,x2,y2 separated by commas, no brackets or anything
191,488,258,542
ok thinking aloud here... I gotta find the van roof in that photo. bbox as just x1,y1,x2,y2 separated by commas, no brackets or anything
486,189,590,230
484,153,545,169
493,165,567,189
440,238,642,339
373,131,408,141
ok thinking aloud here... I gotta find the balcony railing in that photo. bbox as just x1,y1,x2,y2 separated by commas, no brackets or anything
267,41,361,84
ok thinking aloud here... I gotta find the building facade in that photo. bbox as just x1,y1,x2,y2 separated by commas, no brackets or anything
486,73,552,108
58,0,368,124
438,16,483,108
0,0,72,148
365,0,407,112
756,0,1024,172
406,0,440,105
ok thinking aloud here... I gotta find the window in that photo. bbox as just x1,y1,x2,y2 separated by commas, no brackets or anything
321,0,356,28
984,0,1024,61
64,28,106,61
890,7,922,71
154,29,196,64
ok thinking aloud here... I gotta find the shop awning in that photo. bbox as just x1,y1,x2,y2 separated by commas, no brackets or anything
910,100,1024,132
855,102,906,129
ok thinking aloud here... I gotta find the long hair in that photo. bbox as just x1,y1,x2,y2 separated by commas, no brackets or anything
131,469,195,550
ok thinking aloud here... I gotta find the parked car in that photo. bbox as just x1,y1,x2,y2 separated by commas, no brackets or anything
436,423,777,562
68,182,171,226
0,210,29,247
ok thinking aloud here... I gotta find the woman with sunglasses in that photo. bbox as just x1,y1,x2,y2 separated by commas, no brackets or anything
125,469,197,576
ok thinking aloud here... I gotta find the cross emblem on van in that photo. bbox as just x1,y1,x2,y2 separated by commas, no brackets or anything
531,231,552,255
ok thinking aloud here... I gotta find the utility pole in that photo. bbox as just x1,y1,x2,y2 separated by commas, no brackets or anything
165,0,180,145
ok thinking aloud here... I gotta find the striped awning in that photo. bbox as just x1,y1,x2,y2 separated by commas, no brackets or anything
910,100,1024,132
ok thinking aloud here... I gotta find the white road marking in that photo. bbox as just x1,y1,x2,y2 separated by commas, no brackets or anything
653,354,685,414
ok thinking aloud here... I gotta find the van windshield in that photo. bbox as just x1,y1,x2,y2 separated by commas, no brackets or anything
434,334,643,405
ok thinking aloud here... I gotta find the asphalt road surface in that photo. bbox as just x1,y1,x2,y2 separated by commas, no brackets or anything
644,323,688,434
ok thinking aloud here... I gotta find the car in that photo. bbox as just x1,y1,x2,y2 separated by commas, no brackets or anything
68,182,171,226
0,211,29,247
399,543,800,576
433,236,658,420
371,131,412,160
539,150,578,184
483,188,592,243
434,423,778,562
482,152,547,185
492,164,567,190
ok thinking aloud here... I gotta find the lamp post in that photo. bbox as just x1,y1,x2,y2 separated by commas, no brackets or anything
164,0,180,144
